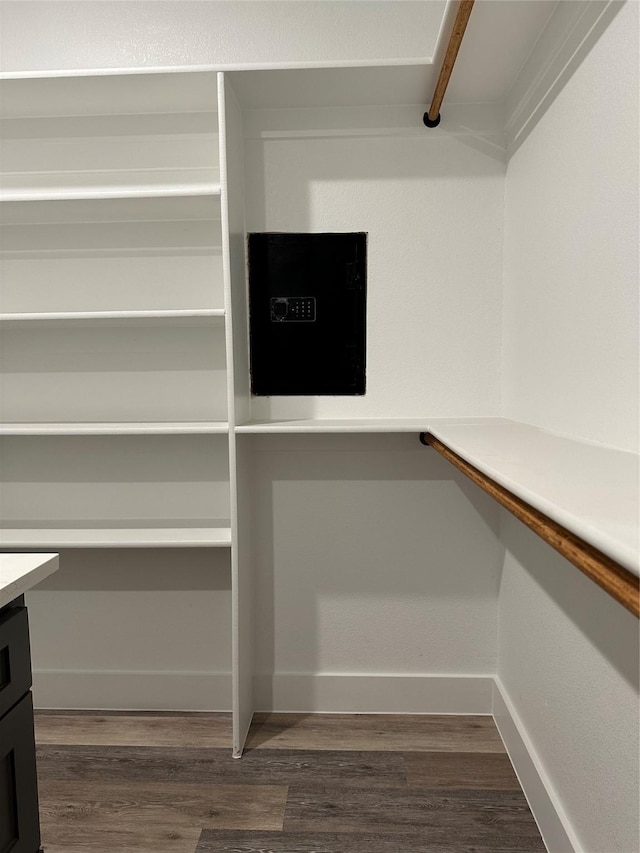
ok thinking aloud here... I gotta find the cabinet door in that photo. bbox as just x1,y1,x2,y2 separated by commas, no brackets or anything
0,693,41,853
0,606,32,720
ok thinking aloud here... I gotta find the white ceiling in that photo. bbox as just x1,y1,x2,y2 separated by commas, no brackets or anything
447,0,559,104
231,2,561,111
0,0,563,113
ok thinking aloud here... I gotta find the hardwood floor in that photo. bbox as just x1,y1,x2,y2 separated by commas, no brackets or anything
34,712,546,853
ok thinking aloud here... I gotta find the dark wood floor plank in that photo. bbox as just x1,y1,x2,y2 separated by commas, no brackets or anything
34,712,544,853
246,713,505,752
37,744,406,788
283,785,544,846
404,751,520,789
38,778,288,851
34,711,232,748
196,829,546,853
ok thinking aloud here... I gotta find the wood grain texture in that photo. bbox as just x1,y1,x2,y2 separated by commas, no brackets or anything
283,785,545,848
34,711,232,748
197,829,545,853
38,779,288,849
404,751,520,790
428,0,475,120
37,744,406,789
425,433,640,617
35,712,544,853
246,713,505,752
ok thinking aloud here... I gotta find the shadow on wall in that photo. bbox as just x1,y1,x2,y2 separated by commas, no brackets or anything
499,511,639,693
252,433,505,709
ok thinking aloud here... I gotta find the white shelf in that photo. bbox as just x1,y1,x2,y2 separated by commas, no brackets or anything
0,309,225,325
0,182,221,203
0,525,232,549
236,418,435,433
427,419,640,577
0,422,229,436
235,418,505,433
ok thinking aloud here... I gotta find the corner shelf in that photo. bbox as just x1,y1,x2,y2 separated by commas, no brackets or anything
235,418,435,433
0,422,229,436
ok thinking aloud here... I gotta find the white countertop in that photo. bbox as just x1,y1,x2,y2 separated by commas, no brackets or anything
0,553,59,608
427,419,639,577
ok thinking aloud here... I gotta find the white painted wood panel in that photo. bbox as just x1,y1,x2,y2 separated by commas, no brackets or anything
218,72,254,757
0,527,231,549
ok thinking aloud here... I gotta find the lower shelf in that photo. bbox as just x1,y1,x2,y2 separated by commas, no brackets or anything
0,523,232,549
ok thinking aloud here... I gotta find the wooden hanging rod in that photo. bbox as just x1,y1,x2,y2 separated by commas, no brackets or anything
420,433,640,618
424,0,475,128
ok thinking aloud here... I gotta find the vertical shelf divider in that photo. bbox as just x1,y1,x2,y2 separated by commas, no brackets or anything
218,72,254,757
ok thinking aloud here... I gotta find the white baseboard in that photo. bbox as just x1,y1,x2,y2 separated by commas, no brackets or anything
32,669,232,711
253,673,494,714
493,679,581,853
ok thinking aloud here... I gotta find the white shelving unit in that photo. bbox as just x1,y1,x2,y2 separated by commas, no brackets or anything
0,75,234,543
1,64,637,770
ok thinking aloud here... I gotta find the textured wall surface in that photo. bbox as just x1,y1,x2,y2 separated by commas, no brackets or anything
502,1,639,451
252,434,503,684
0,0,444,72
244,131,505,419
498,512,639,853
499,8,640,849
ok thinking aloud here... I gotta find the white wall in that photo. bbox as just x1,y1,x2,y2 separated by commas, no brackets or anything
0,0,444,73
502,1,639,452
498,513,639,853
244,128,505,419
251,434,503,711
499,5,640,851
27,549,232,710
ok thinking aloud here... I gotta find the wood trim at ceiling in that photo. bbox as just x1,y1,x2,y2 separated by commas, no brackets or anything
422,433,640,618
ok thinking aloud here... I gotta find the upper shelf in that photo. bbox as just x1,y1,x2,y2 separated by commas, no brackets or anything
0,309,225,326
0,182,221,204
237,418,441,433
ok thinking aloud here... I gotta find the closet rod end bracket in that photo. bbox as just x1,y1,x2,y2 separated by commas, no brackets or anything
419,432,431,446
423,112,441,128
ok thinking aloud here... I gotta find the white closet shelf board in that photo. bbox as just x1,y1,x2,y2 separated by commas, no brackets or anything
0,422,229,436
0,552,59,608
0,525,232,549
0,183,221,203
427,419,640,577
238,418,431,433
235,417,508,433
0,309,225,326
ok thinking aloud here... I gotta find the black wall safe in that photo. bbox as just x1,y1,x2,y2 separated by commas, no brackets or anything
248,232,367,396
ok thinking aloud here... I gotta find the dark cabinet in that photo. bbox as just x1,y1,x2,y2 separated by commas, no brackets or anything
0,599,41,853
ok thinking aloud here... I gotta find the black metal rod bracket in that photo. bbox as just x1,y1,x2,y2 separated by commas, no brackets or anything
419,432,431,446
423,112,441,128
